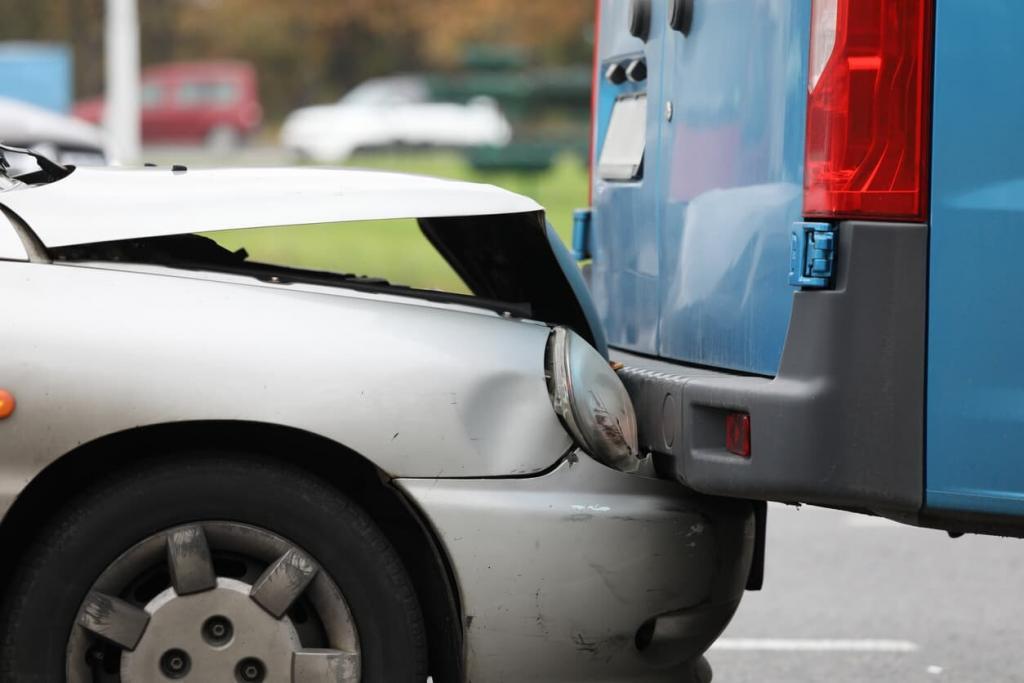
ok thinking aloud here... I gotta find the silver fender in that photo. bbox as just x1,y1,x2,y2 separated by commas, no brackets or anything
0,261,572,516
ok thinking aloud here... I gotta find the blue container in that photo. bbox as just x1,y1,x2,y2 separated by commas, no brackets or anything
0,42,73,113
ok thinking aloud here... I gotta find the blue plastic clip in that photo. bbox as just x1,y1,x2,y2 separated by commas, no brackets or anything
789,222,836,288
572,208,592,260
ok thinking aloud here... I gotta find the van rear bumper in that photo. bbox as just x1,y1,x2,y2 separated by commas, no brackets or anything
616,221,927,517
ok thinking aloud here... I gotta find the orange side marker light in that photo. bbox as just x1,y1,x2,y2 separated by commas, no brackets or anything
0,389,15,419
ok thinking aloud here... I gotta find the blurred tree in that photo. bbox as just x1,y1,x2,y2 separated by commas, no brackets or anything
0,0,103,98
407,1,593,66
0,0,594,121
173,0,427,121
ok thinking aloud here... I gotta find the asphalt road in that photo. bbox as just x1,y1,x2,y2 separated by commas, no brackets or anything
710,503,1024,683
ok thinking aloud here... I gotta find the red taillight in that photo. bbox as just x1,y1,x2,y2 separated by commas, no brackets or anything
589,0,602,203
725,413,751,458
803,0,934,222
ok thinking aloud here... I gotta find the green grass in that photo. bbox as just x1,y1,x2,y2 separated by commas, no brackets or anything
206,150,587,292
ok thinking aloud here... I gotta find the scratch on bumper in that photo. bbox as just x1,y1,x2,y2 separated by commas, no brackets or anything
396,452,754,683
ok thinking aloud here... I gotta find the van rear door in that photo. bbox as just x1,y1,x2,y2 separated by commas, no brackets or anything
589,0,673,356
655,0,811,375
592,0,811,376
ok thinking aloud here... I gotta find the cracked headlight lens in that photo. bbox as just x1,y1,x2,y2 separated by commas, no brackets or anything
546,326,641,472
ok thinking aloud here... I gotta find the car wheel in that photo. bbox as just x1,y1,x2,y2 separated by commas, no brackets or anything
0,454,427,682
205,124,242,151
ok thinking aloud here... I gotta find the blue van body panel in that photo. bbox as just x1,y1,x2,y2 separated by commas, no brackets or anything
591,3,666,356
546,221,609,357
926,1,1024,518
591,0,811,375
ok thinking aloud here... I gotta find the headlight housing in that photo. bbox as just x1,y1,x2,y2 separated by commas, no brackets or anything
545,326,642,472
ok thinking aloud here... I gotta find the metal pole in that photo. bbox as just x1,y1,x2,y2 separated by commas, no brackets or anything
104,0,140,165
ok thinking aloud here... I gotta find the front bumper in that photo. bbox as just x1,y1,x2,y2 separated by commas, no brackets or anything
396,452,754,683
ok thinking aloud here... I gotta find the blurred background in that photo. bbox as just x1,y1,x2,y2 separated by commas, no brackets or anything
0,0,596,291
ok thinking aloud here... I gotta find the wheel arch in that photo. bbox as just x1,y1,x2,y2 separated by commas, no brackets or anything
0,419,464,682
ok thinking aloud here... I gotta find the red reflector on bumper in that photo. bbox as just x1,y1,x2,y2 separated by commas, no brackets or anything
725,413,751,457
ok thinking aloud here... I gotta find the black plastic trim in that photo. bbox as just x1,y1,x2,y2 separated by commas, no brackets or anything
746,501,766,591
616,221,928,516
669,0,695,35
421,212,603,351
629,0,652,41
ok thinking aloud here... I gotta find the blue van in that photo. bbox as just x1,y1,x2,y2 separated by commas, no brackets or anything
584,0,1024,535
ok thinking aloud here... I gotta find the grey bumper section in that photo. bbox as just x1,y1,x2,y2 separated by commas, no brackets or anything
617,221,928,517
398,454,754,683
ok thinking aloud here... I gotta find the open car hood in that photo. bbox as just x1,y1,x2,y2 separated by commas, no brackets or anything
0,166,542,247
0,165,607,354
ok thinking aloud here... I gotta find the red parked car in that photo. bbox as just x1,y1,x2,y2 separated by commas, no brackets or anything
75,60,262,148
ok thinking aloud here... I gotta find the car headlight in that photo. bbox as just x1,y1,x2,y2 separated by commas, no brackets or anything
545,326,642,472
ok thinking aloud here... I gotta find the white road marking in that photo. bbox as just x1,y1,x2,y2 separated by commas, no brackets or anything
927,665,944,675
711,638,919,653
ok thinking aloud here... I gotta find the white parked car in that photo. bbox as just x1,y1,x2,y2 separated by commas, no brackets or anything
281,76,512,163
0,96,105,171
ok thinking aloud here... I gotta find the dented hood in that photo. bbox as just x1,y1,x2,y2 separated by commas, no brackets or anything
0,165,542,247
1,165,607,354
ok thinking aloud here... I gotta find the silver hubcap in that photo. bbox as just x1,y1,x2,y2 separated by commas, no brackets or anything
67,522,360,682
122,578,301,681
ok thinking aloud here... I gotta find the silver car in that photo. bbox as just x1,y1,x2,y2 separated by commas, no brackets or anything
0,149,754,683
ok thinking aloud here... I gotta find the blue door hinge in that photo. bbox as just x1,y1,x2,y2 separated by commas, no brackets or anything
572,208,592,260
789,222,835,289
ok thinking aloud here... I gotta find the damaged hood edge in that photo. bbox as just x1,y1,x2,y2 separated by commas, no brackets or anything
0,165,543,248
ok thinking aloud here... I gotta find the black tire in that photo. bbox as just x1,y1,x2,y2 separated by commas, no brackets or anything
0,453,428,682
